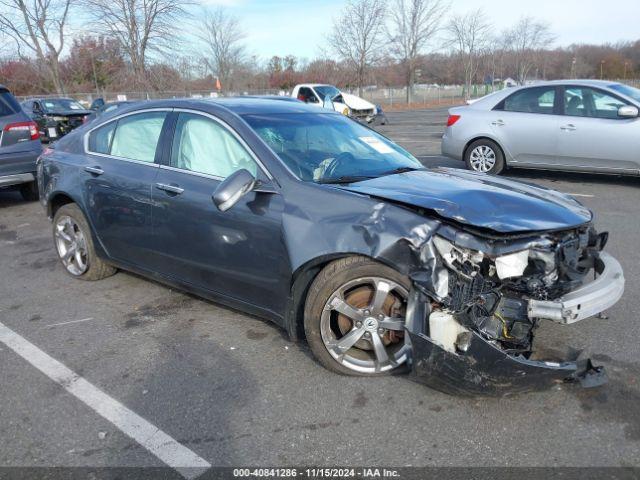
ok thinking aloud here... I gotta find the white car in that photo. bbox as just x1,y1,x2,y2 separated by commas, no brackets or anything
292,84,386,124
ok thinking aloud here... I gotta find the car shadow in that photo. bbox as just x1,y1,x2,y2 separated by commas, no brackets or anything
0,189,30,208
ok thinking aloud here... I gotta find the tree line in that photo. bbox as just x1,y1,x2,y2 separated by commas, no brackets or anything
0,0,638,99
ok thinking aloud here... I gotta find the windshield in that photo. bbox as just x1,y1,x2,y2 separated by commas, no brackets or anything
243,113,423,183
609,84,640,103
314,86,341,101
42,98,86,111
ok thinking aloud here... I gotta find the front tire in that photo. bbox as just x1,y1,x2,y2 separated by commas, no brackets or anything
304,256,411,376
52,203,117,281
465,139,505,174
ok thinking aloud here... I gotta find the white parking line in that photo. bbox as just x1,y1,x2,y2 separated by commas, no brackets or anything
46,317,96,328
0,321,210,479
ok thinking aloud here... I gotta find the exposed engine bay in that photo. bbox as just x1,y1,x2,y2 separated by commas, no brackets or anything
404,221,621,396
430,225,607,353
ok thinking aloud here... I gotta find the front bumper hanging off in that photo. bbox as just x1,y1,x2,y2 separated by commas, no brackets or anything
408,331,607,396
405,252,623,396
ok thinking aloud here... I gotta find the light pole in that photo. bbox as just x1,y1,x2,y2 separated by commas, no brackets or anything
600,60,605,80
570,58,576,78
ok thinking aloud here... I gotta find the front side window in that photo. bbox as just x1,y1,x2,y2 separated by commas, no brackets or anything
298,87,318,103
243,113,423,183
171,113,258,178
109,111,167,162
500,87,556,114
564,87,627,119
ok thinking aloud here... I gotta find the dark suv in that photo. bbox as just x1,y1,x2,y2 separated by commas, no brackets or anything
21,97,92,142
0,85,42,201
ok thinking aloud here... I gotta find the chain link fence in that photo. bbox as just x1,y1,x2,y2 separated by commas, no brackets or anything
18,79,640,110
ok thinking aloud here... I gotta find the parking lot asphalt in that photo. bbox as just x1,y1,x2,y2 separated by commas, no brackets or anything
1,107,639,474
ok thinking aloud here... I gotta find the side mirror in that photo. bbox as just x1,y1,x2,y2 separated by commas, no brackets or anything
618,105,639,118
212,169,256,212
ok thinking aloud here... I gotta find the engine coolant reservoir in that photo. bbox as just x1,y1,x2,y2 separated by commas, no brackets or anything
428,310,469,353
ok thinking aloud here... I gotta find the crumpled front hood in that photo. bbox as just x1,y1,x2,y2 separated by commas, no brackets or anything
340,92,375,110
338,168,593,233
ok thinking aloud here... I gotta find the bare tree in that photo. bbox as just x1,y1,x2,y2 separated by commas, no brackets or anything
388,0,447,102
446,9,492,100
198,7,246,93
328,0,387,97
502,16,555,84
83,0,189,90
0,0,72,93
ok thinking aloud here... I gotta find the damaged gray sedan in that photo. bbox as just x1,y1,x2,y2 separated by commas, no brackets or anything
37,98,625,396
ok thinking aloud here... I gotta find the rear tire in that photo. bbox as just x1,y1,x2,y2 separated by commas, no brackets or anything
304,256,411,376
20,180,39,201
52,203,117,281
464,139,505,174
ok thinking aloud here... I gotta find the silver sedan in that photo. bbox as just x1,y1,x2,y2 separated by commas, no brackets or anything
441,80,640,175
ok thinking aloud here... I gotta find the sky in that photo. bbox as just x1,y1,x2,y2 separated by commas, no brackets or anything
200,0,640,60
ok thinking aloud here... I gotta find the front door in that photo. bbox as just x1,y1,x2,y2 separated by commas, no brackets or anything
556,86,640,173
150,111,289,315
491,85,561,167
83,110,169,266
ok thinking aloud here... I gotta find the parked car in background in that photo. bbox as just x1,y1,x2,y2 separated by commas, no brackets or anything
292,84,387,125
442,80,640,175
21,97,92,142
0,85,42,201
84,101,137,124
38,98,622,395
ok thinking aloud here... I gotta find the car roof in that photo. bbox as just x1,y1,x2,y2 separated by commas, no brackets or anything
523,79,623,88
118,97,339,116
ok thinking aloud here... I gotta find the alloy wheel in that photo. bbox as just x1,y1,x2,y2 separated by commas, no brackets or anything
54,215,89,276
469,145,496,172
320,277,409,374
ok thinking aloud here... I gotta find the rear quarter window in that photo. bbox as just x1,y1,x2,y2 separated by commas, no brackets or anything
88,121,117,154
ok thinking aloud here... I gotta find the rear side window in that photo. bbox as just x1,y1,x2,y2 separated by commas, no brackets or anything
87,111,167,161
499,87,556,114
88,121,116,154
0,90,21,117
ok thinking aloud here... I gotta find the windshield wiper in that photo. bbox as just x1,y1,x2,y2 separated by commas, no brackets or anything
317,175,377,184
378,166,426,177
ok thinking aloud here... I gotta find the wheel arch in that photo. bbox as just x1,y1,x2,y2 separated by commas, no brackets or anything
47,191,109,259
463,136,509,165
47,191,77,218
285,252,397,342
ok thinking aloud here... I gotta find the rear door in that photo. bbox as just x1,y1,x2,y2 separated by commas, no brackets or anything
83,110,169,266
490,86,562,167
556,85,640,173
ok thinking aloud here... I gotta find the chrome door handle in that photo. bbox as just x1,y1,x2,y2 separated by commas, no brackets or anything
561,124,576,131
84,166,104,175
491,119,505,126
155,183,184,195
